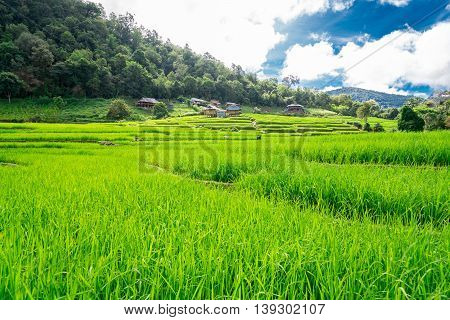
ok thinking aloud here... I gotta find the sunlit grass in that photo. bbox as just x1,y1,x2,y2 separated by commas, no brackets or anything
0,119,448,300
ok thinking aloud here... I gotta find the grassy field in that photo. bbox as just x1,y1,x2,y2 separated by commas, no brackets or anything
0,114,448,300
0,98,197,123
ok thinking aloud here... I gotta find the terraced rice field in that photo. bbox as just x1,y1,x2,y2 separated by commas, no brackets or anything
0,116,448,299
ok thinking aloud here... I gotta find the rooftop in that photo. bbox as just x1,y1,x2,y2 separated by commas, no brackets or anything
226,105,241,111
138,98,158,103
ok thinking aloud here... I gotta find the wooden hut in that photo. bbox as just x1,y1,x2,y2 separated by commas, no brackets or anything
203,105,227,118
210,100,221,107
190,98,208,106
284,104,305,115
203,105,220,117
225,103,241,117
136,98,158,109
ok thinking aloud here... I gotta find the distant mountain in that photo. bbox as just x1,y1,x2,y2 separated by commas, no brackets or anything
326,87,412,108
429,90,450,104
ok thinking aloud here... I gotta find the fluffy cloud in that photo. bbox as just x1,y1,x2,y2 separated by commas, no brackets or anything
96,0,361,71
282,21,450,94
379,0,411,7
283,41,341,80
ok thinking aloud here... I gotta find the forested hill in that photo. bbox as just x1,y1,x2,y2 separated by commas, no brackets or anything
0,0,335,108
327,87,412,108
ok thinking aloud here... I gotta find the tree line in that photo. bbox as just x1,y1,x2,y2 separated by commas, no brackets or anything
0,0,335,108
0,0,448,131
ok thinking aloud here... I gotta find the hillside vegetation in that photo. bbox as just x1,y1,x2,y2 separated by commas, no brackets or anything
1,0,337,109
327,87,412,108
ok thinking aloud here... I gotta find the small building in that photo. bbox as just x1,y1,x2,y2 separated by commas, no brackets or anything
225,103,241,117
203,105,220,117
210,100,221,107
203,105,227,118
137,98,158,109
284,104,305,115
217,109,226,118
190,98,208,106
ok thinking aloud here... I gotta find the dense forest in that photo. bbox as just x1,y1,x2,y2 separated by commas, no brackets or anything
0,0,340,109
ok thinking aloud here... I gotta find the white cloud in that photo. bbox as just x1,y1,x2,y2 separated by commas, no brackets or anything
379,0,411,7
96,0,360,72
282,21,450,94
283,41,341,80
322,86,342,91
309,32,330,41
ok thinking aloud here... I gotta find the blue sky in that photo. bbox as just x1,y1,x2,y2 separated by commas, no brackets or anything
262,0,450,95
100,0,450,96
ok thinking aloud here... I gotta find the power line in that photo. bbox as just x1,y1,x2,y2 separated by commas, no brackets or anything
323,0,450,87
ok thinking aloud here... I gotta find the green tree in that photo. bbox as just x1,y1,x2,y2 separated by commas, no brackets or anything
153,102,169,119
356,102,372,121
60,31,76,50
31,44,54,69
119,61,152,98
282,75,300,88
403,97,425,109
0,72,24,103
385,108,399,120
183,75,197,96
106,99,131,120
65,49,98,95
423,110,446,131
0,42,22,71
365,99,380,116
398,106,425,131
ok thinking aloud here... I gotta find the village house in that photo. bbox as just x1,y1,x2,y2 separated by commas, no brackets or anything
136,98,158,109
284,104,305,115
190,98,208,106
217,109,226,118
203,105,221,117
225,103,241,117
210,100,221,107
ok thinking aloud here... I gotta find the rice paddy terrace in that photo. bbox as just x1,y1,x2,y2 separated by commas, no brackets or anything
0,113,448,300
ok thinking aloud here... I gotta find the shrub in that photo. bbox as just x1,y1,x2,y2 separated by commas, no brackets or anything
398,106,424,131
363,122,371,132
106,99,131,120
154,102,169,119
52,96,66,108
352,121,362,130
35,96,52,105
28,115,42,123
373,123,385,132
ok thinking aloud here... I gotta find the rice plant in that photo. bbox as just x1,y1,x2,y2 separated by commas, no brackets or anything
0,120,448,300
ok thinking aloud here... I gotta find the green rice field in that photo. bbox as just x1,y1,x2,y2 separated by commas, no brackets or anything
0,115,448,299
